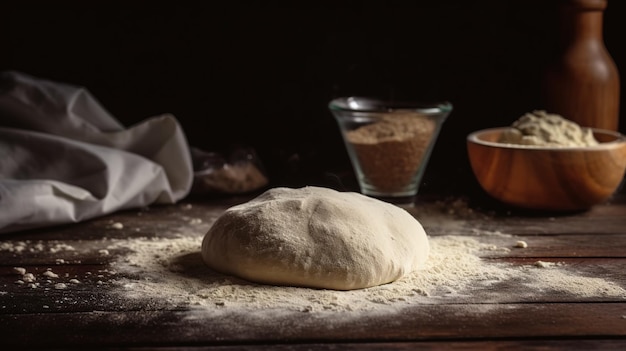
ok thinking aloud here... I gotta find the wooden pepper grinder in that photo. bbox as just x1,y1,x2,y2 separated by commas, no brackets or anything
542,0,620,131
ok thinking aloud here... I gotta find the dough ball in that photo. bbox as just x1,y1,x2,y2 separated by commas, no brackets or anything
201,186,429,290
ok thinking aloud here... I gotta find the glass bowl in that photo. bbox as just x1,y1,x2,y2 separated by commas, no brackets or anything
329,97,452,205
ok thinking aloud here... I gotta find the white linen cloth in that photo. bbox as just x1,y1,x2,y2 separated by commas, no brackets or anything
0,71,193,233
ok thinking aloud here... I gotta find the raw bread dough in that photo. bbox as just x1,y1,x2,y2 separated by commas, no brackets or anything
201,186,429,290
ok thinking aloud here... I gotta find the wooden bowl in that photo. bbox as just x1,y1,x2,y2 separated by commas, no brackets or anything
467,128,626,211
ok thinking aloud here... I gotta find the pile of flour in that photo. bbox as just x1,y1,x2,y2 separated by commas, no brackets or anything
108,233,626,313
498,110,598,147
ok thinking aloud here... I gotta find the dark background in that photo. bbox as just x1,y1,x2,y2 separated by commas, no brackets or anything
2,0,625,198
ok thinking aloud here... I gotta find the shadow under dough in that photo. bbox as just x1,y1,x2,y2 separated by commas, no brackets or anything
168,251,255,287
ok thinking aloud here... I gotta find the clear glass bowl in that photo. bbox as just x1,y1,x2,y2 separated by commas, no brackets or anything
329,97,452,205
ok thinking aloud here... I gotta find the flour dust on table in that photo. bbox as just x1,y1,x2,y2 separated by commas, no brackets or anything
107,233,626,314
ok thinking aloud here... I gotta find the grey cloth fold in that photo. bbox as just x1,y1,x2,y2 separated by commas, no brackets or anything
0,71,193,233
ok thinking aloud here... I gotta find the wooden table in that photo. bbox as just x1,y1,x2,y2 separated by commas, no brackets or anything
1,192,626,350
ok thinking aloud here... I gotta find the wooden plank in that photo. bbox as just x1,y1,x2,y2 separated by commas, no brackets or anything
3,228,626,269
441,234,626,258
1,303,625,348
3,195,624,242
418,212,626,236
1,258,625,314
2,228,626,314
100,339,626,351
413,196,626,236
0,195,624,349
3,234,626,270
0,201,230,241
0,240,123,265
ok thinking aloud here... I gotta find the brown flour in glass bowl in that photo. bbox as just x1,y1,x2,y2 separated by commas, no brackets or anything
346,114,436,193
329,97,452,204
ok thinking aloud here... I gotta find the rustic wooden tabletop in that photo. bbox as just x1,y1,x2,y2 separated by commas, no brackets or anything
1,192,625,350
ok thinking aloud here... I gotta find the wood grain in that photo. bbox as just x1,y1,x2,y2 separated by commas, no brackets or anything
1,303,626,348
1,196,625,350
542,0,620,131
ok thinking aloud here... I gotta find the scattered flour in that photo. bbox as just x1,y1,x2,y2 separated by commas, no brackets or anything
49,243,76,254
110,222,124,230
515,240,528,248
189,218,203,225
108,234,626,313
1,241,76,254
2,200,622,314
534,260,561,268
22,273,36,283
99,249,110,256
42,270,59,278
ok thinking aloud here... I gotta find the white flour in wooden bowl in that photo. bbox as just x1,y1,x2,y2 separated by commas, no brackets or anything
107,232,626,313
498,110,598,147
